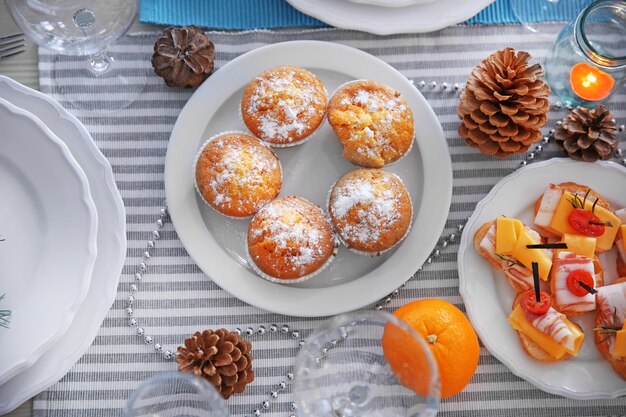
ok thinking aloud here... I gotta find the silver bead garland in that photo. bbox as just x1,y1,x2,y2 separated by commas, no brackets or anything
124,84,626,416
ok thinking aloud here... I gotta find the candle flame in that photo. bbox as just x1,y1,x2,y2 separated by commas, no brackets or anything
581,73,598,88
570,62,615,101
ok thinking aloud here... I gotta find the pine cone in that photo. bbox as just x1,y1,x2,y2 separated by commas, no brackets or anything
554,105,619,162
177,329,254,399
458,47,550,157
152,26,215,88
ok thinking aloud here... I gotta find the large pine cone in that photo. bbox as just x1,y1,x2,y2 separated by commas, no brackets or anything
177,329,254,399
554,105,618,162
458,47,550,157
152,26,215,88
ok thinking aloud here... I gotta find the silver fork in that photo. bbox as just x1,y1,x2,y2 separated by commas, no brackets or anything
0,33,26,61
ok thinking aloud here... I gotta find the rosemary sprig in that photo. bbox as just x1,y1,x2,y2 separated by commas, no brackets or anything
0,294,11,329
567,193,584,209
592,197,599,214
594,307,621,338
589,220,613,227
582,189,590,208
495,252,522,267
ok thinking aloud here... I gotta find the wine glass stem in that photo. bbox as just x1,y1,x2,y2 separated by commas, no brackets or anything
89,51,113,76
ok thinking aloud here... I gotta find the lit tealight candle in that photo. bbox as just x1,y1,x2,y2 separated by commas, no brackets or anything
569,62,615,101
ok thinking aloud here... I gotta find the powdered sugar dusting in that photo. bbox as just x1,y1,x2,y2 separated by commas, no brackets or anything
253,198,331,273
199,136,280,214
243,67,325,143
330,81,413,167
331,172,403,245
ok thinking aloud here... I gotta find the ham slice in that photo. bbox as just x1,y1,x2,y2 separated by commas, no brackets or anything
553,251,596,313
597,282,626,354
479,222,533,291
524,306,576,352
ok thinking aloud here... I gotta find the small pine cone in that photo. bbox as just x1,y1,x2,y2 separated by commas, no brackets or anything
554,105,619,162
152,26,215,88
458,47,550,157
177,328,254,399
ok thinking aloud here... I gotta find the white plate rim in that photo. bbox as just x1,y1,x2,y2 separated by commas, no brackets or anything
165,40,452,317
285,0,495,35
0,76,126,413
0,96,98,386
458,158,626,399
347,0,437,8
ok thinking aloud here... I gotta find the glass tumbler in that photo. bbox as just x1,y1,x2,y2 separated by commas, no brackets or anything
293,310,440,417
6,0,147,112
123,372,230,417
544,0,626,107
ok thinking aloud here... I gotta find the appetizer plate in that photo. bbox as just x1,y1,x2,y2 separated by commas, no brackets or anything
165,41,452,317
0,76,126,414
0,97,98,386
285,0,494,35
458,158,626,399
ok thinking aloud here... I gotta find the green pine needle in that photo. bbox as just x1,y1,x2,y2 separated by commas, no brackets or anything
0,294,10,329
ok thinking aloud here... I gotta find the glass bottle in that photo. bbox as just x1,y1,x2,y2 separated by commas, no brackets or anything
544,0,626,107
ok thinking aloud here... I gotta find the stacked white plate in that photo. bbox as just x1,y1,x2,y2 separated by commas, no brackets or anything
0,76,126,414
285,0,495,34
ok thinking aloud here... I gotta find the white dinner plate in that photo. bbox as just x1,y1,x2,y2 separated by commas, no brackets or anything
165,41,452,317
286,0,494,35
0,97,98,386
347,0,436,8
458,158,626,399
0,76,126,414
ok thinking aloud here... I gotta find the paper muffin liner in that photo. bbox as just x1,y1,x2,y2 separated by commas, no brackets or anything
245,204,340,285
326,170,414,257
328,79,415,168
193,130,283,220
239,79,328,148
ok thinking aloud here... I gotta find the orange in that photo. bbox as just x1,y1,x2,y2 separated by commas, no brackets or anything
382,298,480,399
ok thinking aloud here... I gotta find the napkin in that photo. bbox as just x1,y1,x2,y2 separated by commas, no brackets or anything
140,0,593,30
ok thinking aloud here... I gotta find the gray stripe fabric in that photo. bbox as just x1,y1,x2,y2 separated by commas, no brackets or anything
35,24,626,417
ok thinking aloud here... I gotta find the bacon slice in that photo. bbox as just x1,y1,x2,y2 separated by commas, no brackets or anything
597,282,626,355
553,251,596,313
524,306,576,352
479,222,533,291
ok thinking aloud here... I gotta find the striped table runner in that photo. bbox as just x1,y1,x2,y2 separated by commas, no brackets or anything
35,24,626,417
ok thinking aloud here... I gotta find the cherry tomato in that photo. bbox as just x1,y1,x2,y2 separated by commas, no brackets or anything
566,269,595,297
567,208,604,237
520,289,551,315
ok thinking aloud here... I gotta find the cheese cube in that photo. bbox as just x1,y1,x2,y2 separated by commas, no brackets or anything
511,228,552,280
496,217,519,255
620,225,626,253
561,233,596,259
549,192,622,252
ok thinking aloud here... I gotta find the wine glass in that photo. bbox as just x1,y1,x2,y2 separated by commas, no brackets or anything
294,310,440,417
509,0,594,37
6,0,146,111
123,372,231,417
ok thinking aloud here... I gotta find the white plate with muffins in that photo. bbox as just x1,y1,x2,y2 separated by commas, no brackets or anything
286,0,494,35
165,41,452,317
